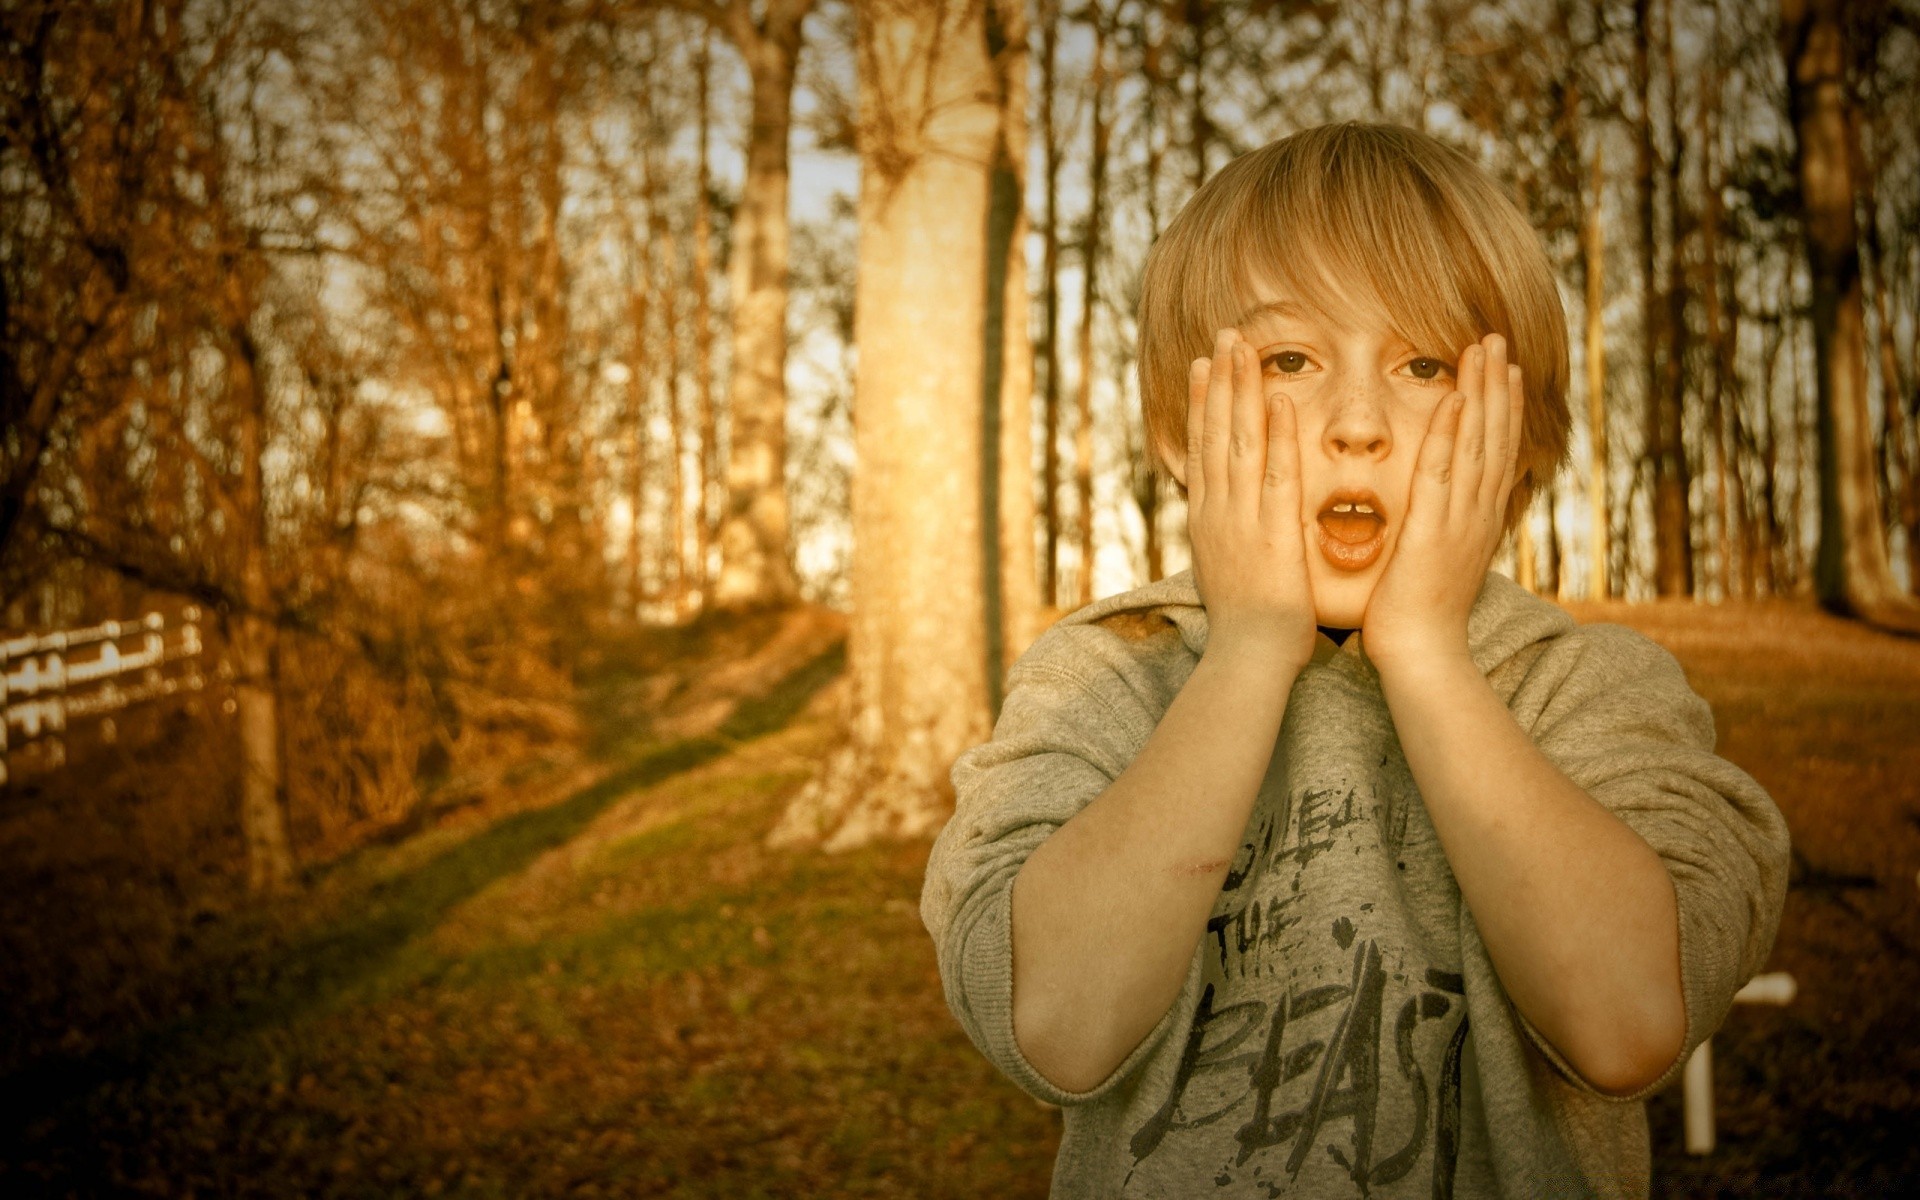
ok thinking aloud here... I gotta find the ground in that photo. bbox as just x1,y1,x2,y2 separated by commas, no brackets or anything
0,595,1915,1197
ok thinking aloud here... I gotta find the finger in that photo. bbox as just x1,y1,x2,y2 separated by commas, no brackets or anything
1202,330,1235,501
1230,339,1264,503
1413,389,1467,526
1499,363,1524,506
1480,335,1510,516
1261,391,1301,532
1187,356,1210,509
1455,342,1487,515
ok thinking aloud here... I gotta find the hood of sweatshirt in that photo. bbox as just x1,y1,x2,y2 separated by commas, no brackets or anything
1044,566,1579,683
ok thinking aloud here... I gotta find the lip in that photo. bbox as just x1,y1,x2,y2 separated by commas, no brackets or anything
1315,487,1388,573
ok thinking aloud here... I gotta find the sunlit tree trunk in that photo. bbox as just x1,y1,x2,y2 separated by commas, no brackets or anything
1515,513,1537,591
769,0,999,851
1781,0,1920,630
659,202,691,620
709,0,814,612
693,34,719,607
625,273,652,616
627,147,659,616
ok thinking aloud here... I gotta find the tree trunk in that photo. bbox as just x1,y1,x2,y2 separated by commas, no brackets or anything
1583,137,1611,601
1186,0,1213,189
1907,312,1920,594
1654,0,1694,596
627,147,658,616
1785,296,1810,592
1698,15,1739,600
1631,0,1660,601
712,1,813,612
659,202,690,621
693,34,719,609
229,319,294,893
1137,0,1175,583
522,42,586,625
1781,0,1920,630
1756,308,1784,596
1856,69,1918,597
1515,512,1537,591
626,280,652,615
1039,0,1063,610
769,0,1000,851
1074,11,1110,609
1543,480,1564,600
987,0,1040,700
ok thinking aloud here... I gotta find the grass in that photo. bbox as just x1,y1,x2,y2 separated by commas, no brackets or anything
2,629,1061,1197
4,597,1916,1197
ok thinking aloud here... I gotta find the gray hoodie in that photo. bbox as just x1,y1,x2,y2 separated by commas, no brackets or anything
920,568,1789,1199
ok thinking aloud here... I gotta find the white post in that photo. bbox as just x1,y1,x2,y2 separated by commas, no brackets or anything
1682,973,1796,1157
1682,1039,1715,1154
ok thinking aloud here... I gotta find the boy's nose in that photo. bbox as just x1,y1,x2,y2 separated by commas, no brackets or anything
1321,385,1390,459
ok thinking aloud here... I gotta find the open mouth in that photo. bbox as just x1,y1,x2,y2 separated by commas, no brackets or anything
1315,490,1387,572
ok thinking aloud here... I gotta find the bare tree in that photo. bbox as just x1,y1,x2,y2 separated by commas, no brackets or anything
1584,135,1613,599
1781,0,1920,630
691,33,720,609
671,0,817,612
987,0,1041,697
1038,0,1066,609
1073,4,1113,609
770,0,1002,851
0,0,303,888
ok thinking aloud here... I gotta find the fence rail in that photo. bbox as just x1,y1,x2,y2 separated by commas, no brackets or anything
0,608,206,785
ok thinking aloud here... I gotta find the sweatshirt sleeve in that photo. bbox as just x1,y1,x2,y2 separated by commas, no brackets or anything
919,625,1190,1108
1505,621,1792,1101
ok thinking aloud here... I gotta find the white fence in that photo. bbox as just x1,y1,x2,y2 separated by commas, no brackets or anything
0,609,207,786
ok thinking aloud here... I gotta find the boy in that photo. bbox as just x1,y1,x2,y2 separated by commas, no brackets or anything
919,122,1790,1198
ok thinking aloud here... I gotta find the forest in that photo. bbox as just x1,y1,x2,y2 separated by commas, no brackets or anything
2,0,1918,1195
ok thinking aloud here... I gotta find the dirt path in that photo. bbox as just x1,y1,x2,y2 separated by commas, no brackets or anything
3,598,1914,1197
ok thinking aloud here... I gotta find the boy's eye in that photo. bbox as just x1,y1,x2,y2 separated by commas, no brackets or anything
1262,351,1310,375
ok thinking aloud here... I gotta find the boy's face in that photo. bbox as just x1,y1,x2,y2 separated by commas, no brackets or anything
1165,284,1463,631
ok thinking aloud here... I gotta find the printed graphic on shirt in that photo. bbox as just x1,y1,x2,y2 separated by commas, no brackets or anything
1120,775,1468,1198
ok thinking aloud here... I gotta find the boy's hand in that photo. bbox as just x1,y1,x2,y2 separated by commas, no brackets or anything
1186,329,1317,672
1362,333,1525,673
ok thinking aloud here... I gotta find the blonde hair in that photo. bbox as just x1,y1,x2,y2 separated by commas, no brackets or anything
1137,122,1572,539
